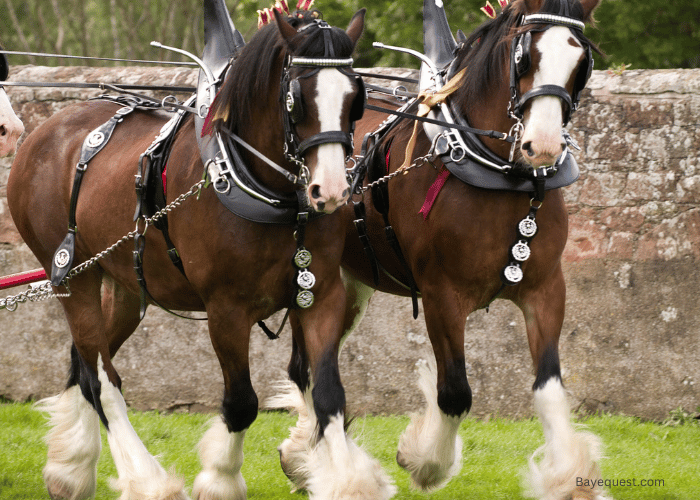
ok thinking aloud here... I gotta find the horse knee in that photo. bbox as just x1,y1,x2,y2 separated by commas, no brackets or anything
437,364,472,417
222,378,258,433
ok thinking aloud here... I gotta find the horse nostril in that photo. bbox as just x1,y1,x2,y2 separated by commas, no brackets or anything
522,141,535,157
0,125,6,137
341,188,349,199
310,185,322,200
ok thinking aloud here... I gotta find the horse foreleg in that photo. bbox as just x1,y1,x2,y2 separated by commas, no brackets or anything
520,267,610,500
296,278,395,500
396,288,470,491
193,307,255,500
269,321,316,493
38,345,102,500
272,270,377,494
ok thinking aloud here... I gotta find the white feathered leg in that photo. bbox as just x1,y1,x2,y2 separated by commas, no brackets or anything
525,378,611,500
268,380,396,500
96,356,188,500
38,385,101,500
306,414,396,500
192,418,247,500
266,381,317,492
396,360,463,491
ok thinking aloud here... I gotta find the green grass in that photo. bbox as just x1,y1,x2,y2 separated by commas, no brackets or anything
1,402,698,499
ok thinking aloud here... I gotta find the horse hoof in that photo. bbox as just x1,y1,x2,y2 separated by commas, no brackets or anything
278,447,293,481
396,450,408,469
47,485,71,500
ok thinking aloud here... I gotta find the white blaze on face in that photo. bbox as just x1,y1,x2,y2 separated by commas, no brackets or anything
520,27,584,166
0,87,24,157
307,68,352,213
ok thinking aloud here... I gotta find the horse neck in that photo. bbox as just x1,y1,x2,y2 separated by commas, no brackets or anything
461,76,515,161
236,67,297,192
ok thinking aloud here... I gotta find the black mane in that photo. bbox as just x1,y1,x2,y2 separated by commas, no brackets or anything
206,11,355,134
450,0,588,114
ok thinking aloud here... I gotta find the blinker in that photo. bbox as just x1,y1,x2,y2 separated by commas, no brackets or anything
0,52,9,82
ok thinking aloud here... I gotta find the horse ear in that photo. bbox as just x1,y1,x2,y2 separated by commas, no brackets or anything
346,8,366,47
579,0,601,21
274,8,298,46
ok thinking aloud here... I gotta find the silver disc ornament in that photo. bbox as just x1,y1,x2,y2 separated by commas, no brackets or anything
293,248,312,269
296,290,314,308
54,249,71,269
511,241,531,262
503,264,524,284
518,216,538,238
296,269,316,290
86,131,105,148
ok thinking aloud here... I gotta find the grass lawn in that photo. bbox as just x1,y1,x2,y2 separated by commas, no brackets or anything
0,402,697,499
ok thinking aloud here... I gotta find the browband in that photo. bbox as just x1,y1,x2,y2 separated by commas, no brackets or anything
522,13,585,31
291,57,354,67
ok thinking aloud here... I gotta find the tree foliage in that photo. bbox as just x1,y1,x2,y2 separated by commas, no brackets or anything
1,0,699,70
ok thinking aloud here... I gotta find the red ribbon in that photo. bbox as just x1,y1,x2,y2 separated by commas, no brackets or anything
419,167,450,220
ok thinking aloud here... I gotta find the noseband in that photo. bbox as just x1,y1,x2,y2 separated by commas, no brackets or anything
508,13,593,126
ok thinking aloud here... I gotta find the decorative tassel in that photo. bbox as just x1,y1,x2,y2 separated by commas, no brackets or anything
275,0,290,15
297,0,314,11
257,8,272,28
480,1,497,19
481,0,509,19
201,91,228,137
258,0,315,28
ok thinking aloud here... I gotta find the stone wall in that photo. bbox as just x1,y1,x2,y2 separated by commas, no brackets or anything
1,65,698,420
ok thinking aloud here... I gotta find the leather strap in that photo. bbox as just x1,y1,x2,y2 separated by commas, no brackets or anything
297,130,353,157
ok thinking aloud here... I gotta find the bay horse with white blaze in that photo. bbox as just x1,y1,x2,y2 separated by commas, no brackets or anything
282,0,608,499
8,7,384,500
0,47,25,156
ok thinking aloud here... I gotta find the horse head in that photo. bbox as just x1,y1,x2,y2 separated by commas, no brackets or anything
275,9,366,213
0,50,25,157
446,0,600,169
206,8,366,214
511,0,600,167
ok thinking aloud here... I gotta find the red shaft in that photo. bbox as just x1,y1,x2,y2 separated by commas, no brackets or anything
0,269,48,290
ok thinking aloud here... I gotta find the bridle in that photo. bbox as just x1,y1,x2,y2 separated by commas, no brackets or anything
280,21,366,181
508,12,593,127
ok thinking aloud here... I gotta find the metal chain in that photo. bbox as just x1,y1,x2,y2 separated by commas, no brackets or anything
0,281,66,312
360,152,435,193
1,179,206,312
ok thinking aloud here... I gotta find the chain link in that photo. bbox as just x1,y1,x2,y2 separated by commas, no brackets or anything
1,179,206,312
360,152,435,193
